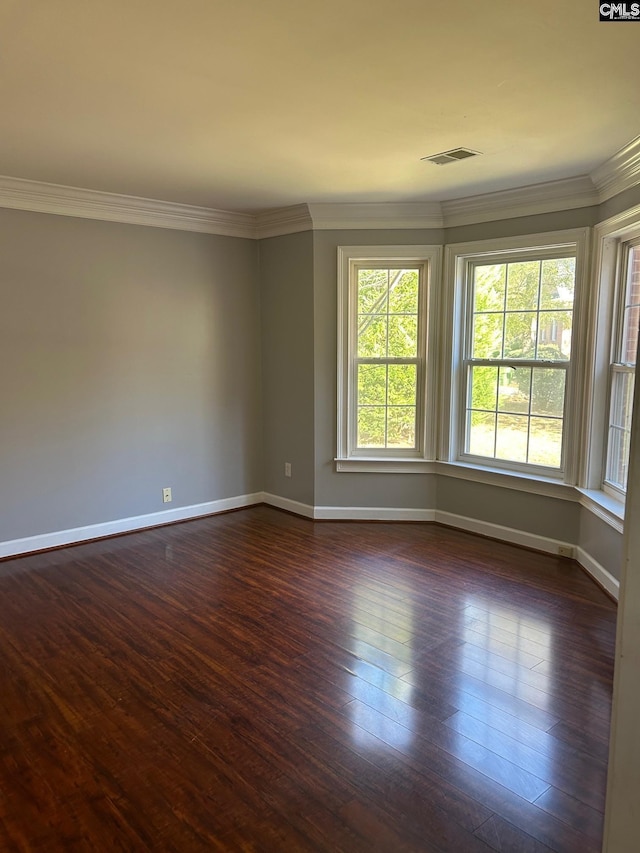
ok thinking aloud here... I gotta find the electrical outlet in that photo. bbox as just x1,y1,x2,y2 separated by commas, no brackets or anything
284,462,292,478
162,487,172,503
558,544,574,558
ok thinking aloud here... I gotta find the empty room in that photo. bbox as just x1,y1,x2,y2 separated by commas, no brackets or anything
1,1,639,851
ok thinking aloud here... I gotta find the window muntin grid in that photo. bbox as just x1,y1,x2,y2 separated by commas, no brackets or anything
355,267,421,450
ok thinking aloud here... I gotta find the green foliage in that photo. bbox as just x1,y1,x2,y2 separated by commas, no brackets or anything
357,269,419,359
474,264,505,312
531,363,565,416
470,366,498,411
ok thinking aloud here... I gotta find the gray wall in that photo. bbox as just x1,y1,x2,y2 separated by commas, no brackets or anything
437,477,580,543
598,183,640,224
312,228,443,509
260,231,315,505
578,507,624,582
0,208,262,541
444,206,598,245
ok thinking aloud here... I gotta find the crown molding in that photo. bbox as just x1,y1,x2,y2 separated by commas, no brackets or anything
591,135,640,202
441,176,599,228
307,202,444,230
1,136,639,239
254,204,312,238
0,175,256,238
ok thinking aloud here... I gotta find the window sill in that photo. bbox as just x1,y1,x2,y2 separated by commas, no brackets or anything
436,461,576,501
334,458,573,500
334,460,626,534
335,458,436,473
577,488,625,533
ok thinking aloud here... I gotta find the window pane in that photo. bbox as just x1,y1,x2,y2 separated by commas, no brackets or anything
468,410,496,457
388,316,418,357
610,370,635,430
622,305,640,365
346,256,429,459
358,364,386,405
498,366,530,413
621,246,640,365
529,417,563,468
504,312,537,359
604,247,639,491
607,369,635,488
506,261,540,311
531,369,565,417
387,406,416,448
388,364,416,405
388,269,419,314
358,316,387,357
474,264,506,312
537,310,572,359
470,366,498,410
540,258,575,310
464,249,574,473
358,269,388,313
357,406,386,447
496,414,528,462
472,313,503,358
607,426,631,490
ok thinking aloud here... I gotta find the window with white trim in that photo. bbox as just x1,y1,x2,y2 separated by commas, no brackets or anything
463,253,575,470
444,231,588,481
604,241,639,495
337,246,440,468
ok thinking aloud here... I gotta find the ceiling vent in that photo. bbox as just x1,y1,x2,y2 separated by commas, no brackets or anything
421,147,480,165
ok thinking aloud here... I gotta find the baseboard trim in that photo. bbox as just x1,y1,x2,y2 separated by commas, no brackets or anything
576,547,620,601
261,493,315,519
435,510,620,600
0,493,263,559
314,506,435,521
434,510,571,555
1,496,620,603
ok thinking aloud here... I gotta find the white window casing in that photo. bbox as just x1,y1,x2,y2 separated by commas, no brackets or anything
441,229,590,484
582,206,640,505
336,245,441,472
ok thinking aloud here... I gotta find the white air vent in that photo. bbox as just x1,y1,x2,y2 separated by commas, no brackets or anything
421,148,480,165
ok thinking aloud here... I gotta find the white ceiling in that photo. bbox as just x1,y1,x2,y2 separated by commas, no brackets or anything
1,0,639,213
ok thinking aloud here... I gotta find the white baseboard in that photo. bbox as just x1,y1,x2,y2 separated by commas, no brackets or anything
434,510,569,555
435,510,620,600
0,492,263,559
1,493,620,603
314,506,435,521
576,547,620,601
261,492,315,518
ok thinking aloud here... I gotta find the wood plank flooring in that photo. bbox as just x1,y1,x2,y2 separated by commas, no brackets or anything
0,506,616,851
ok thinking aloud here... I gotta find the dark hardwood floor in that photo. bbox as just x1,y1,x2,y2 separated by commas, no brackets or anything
0,505,616,852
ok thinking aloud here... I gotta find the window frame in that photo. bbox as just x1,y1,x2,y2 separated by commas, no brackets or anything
442,229,590,484
336,245,441,472
602,237,640,498
581,207,640,505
